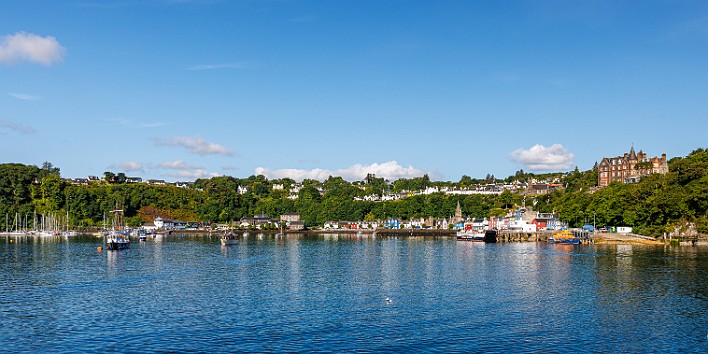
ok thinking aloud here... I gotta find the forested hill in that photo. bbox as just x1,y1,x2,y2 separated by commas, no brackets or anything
546,148,708,236
1,148,706,237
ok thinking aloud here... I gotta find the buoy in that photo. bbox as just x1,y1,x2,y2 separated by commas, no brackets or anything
97,246,103,252
10,239,14,243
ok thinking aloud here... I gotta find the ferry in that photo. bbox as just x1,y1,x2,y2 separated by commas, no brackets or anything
456,229,497,243
456,229,485,241
548,230,580,245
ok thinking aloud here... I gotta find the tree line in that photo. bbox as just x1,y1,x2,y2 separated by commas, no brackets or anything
1,148,706,237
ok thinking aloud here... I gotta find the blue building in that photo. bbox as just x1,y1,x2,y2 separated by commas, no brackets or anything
385,218,401,229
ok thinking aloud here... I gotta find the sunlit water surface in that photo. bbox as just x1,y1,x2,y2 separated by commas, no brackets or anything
1,234,706,353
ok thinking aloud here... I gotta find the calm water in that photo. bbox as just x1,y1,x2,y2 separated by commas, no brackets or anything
1,233,706,353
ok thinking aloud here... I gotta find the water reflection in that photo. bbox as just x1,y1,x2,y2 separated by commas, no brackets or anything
1,234,707,352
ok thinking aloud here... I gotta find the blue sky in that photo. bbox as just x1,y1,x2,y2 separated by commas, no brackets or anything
1,0,707,182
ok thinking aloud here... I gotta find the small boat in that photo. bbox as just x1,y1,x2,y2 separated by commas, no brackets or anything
548,230,580,245
106,231,130,250
135,229,148,241
62,230,79,238
275,223,286,237
221,232,239,246
105,208,130,250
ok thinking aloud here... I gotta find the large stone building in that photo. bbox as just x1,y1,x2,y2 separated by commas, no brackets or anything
597,146,668,187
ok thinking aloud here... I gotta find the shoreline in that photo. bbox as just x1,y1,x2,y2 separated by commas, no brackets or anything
4,229,704,246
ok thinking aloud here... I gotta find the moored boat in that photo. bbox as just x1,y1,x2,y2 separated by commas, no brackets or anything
456,230,485,242
106,230,130,250
105,208,130,250
548,230,580,244
221,232,238,246
457,229,497,243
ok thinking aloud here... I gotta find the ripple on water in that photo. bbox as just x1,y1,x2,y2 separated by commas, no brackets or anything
1,236,707,352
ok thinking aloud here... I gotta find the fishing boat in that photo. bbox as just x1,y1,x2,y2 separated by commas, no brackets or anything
221,231,239,246
106,230,130,250
548,229,579,245
105,208,130,250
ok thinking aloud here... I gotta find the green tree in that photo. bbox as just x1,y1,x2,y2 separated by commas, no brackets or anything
103,171,115,183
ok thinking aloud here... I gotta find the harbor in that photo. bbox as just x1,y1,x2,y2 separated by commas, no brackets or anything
2,233,706,352
2,227,697,246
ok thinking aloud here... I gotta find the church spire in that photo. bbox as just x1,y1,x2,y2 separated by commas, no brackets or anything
454,201,462,223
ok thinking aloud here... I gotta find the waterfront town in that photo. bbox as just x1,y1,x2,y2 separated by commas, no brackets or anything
87,146,666,235
4,146,700,244
4,3,707,352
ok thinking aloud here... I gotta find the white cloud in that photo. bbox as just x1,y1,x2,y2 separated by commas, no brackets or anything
0,117,36,134
158,160,200,170
108,161,143,172
154,160,220,180
509,144,575,171
0,32,66,66
140,122,164,128
153,136,234,156
165,169,222,180
9,92,41,101
255,161,427,182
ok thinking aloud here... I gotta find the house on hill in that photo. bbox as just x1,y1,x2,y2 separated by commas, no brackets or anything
598,146,668,187
240,214,277,229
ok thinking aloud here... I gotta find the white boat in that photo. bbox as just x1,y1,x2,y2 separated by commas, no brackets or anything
456,229,486,242
62,230,79,238
221,232,238,246
133,228,148,241
105,209,130,250
106,230,130,250
456,220,486,242
275,223,286,237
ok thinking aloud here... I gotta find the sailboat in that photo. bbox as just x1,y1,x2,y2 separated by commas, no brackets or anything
106,208,130,250
7,213,26,236
220,231,239,246
62,210,78,238
275,222,286,237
